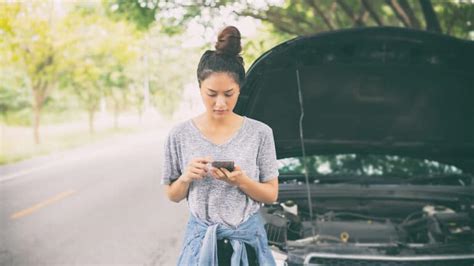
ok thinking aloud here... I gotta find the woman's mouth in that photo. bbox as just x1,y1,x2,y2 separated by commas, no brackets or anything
213,110,227,115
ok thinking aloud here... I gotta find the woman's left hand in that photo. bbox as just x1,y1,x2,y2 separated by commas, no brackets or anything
211,165,248,187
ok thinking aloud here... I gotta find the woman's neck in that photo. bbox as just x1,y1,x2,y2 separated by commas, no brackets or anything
197,112,241,129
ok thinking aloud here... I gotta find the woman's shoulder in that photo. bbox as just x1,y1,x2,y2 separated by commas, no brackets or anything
243,117,273,135
166,119,193,139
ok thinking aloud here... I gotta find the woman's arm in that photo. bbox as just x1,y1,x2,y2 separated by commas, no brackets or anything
165,157,211,203
212,165,278,204
165,176,191,203
238,177,278,204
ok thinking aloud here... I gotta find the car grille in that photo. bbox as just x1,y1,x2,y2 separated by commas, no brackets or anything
308,257,474,266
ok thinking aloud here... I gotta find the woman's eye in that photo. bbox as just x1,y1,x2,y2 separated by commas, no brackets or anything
225,93,234,97
207,94,217,97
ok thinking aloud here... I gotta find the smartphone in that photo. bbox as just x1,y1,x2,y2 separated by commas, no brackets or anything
211,160,235,172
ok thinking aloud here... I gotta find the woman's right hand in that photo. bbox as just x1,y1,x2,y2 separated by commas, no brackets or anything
180,157,212,184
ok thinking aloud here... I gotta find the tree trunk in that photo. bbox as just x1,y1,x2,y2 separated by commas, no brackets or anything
33,105,41,144
88,109,95,135
137,107,143,125
114,104,119,130
420,0,442,33
399,0,421,29
0,121,5,155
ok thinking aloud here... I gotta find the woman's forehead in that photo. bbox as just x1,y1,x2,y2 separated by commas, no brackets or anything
201,72,240,88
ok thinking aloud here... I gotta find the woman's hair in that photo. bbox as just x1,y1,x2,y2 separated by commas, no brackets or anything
197,26,245,87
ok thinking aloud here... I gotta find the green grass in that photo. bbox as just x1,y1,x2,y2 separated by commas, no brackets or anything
0,126,141,165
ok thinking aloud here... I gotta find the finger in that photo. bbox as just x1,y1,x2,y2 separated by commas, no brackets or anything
188,173,202,180
213,168,226,179
191,168,206,176
192,162,209,172
209,168,218,177
234,165,241,171
195,157,212,164
220,168,231,177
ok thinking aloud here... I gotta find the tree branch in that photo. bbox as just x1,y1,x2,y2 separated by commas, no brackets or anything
361,0,383,26
275,7,317,32
336,0,365,26
398,0,421,29
305,0,335,30
420,0,442,33
356,5,369,25
267,9,314,35
385,0,411,27
237,11,301,36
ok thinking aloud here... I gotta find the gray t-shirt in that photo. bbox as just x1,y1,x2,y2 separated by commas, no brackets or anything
161,116,279,227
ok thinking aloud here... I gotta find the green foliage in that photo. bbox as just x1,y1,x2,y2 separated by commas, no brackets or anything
0,67,30,120
152,87,181,117
105,0,473,40
104,0,158,31
433,0,474,38
59,5,139,118
279,154,463,177
242,25,292,67
0,2,20,36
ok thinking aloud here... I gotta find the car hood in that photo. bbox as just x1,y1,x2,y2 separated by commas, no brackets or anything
235,27,474,172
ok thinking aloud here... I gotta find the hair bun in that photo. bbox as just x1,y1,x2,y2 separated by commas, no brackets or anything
215,26,242,56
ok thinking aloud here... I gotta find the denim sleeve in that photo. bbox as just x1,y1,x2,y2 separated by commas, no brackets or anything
161,132,182,185
257,127,279,182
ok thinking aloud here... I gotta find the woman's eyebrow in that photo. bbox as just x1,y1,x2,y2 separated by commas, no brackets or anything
207,88,234,92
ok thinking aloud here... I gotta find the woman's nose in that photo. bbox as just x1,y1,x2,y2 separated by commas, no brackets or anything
215,95,226,107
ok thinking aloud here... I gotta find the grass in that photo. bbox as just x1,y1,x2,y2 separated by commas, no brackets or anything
0,126,140,165
0,111,161,165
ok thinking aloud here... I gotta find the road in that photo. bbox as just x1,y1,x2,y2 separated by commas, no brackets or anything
0,129,188,266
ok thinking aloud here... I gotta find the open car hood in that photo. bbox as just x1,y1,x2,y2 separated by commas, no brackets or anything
235,27,474,172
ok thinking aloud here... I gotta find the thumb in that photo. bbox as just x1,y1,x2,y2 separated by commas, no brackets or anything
198,157,212,163
234,165,242,171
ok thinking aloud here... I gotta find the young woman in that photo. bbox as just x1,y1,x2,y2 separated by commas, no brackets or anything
161,26,278,266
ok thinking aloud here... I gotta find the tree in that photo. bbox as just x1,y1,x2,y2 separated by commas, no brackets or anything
59,5,139,133
0,68,30,123
0,1,69,144
131,26,200,118
236,0,473,39
105,0,473,40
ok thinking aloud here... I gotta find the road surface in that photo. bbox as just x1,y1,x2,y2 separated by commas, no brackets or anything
0,129,188,265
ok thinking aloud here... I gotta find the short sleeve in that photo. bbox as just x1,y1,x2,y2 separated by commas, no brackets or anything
257,127,279,182
161,132,182,185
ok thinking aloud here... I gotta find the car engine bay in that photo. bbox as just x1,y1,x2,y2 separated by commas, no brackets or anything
261,196,474,251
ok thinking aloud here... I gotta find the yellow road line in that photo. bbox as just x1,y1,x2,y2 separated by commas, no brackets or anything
10,190,76,219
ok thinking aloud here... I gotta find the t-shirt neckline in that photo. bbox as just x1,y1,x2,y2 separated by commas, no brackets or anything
189,116,247,147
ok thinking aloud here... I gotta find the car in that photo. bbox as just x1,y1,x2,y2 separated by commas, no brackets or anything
235,27,474,266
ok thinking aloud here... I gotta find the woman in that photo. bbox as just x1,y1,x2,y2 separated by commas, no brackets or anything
161,26,278,266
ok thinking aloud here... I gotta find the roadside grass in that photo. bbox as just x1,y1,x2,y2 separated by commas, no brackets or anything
0,111,166,165
0,126,140,165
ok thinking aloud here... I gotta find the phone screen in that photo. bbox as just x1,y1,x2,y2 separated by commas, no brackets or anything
211,161,235,172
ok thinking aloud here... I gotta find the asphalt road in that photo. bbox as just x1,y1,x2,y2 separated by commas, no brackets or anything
0,129,188,266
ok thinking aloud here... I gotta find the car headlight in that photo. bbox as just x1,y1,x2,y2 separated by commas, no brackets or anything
270,246,288,266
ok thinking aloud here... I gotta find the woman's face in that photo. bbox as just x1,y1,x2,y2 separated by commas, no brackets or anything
199,72,240,119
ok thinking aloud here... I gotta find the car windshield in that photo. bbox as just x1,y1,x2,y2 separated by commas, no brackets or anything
278,154,463,178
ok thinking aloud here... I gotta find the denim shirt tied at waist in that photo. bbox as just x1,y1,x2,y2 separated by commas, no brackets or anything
177,212,276,266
